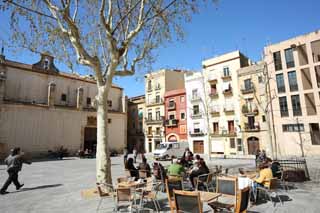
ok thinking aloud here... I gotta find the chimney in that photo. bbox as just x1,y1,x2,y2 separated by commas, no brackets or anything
76,87,84,110
48,81,56,107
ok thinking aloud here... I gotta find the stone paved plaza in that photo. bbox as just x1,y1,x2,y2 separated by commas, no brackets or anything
1,156,320,213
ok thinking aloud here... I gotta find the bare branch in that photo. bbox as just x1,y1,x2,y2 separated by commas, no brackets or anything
72,0,79,21
114,69,135,76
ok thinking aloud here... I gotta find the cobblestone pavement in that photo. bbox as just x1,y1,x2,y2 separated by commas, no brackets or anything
0,155,320,213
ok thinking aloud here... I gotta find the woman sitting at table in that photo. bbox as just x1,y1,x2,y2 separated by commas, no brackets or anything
189,158,210,189
167,158,185,178
125,157,139,180
253,162,273,192
138,157,151,177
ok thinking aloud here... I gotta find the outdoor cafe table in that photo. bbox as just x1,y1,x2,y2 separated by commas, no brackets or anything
199,192,222,202
117,180,146,189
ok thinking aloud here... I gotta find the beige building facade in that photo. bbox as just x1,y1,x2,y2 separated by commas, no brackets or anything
202,51,250,157
264,30,320,157
144,69,185,152
0,53,127,159
127,95,145,153
237,62,269,156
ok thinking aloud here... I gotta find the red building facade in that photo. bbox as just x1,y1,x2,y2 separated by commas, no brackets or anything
164,89,187,142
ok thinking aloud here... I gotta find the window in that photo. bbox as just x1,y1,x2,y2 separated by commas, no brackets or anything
291,95,302,116
230,138,235,149
169,100,175,108
282,124,304,132
279,97,289,117
180,112,185,120
244,79,252,90
223,67,230,77
213,122,219,134
86,97,91,105
237,139,243,151
147,80,152,91
315,65,320,88
61,94,67,102
285,48,295,68
310,123,320,145
288,71,298,91
156,127,161,135
107,100,112,107
228,120,235,133
44,58,50,70
276,73,285,93
194,123,200,133
192,89,198,99
258,76,263,83
210,84,217,94
148,127,152,135
297,44,308,65
155,95,160,103
108,119,112,124
311,39,320,63
262,115,266,122
273,51,282,71
156,110,161,120
169,114,175,120
148,110,152,120
180,125,187,134
180,96,185,103
193,105,199,115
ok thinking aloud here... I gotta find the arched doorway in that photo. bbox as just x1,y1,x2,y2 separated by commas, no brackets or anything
247,137,259,155
168,135,178,142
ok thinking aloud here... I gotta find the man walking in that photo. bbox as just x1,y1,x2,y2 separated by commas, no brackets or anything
0,147,32,194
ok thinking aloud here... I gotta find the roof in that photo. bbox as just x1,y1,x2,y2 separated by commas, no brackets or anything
0,57,123,90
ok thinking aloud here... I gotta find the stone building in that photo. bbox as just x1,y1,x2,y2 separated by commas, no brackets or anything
202,51,250,157
144,69,185,153
237,62,269,156
264,30,320,157
164,88,188,142
0,53,127,159
127,95,145,153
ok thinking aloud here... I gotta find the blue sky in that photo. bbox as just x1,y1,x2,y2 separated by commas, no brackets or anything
0,0,319,97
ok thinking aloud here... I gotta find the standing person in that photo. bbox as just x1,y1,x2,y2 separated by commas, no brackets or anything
138,157,151,177
133,147,137,163
125,158,139,180
123,147,128,165
1,147,32,194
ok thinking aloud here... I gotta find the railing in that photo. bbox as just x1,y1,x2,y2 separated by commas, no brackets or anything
221,72,232,80
241,84,255,94
224,104,234,112
210,106,220,115
223,89,233,96
189,130,205,137
190,95,202,102
242,104,259,115
209,91,219,98
276,158,310,182
211,130,236,137
154,85,161,90
165,119,179,127
244,123,260,132
146,98,164,106
144,117,164,124
190,112,203,119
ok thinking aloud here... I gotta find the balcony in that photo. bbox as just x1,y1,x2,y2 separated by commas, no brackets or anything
223,89,233,96
147,86,153,92
210,106,220,116
190,112,203,119
241,84,255,94
242,104,259,116
190,94,201,102
167,102,176,110
221,73,232,81
224,104,235,113
154,85,161,91
210,130,237,137
165,119,179,127
146,98,164,106
189,130,205,137
244,123,260,132
144,117,164,125
209,91,219,99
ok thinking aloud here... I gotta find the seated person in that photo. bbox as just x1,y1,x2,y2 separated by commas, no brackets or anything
125,157,139,180
138,157,151,177
189,158,210,189
253,162,273,192
167,158,185,178
190,154,201,172
271,161,281,179
182,148,194,167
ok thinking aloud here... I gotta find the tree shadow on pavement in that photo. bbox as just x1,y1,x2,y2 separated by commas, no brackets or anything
10,184,63,193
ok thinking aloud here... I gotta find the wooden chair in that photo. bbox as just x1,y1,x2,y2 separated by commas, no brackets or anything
96,182,116,212
256,178,283,207
165,178,183,213
173,190,203,213
216,176,238,197
117,177,128,184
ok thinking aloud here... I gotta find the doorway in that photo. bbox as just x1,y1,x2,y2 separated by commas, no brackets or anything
84,127,97,154
247,137,259,155
193,140,204,154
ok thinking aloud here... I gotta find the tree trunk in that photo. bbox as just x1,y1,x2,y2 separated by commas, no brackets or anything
96,85,112,184
265,111,275,159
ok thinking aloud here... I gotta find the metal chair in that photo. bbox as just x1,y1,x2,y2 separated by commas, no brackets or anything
138,178,161,212
115,187,135,212
257,178,283,207
195,173,216,192
165,178,183,212
96,182,116,212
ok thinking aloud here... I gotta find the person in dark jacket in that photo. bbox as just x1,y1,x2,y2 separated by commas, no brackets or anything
189,158,210,189
138,157,151,177
1,147,32,194
125,158,139,180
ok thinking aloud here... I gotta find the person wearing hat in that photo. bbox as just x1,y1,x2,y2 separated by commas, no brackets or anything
0,147,32,195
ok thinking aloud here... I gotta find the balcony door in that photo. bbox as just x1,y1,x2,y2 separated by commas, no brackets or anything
193,140,204,154
228,120,235,133
247,137,259,155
